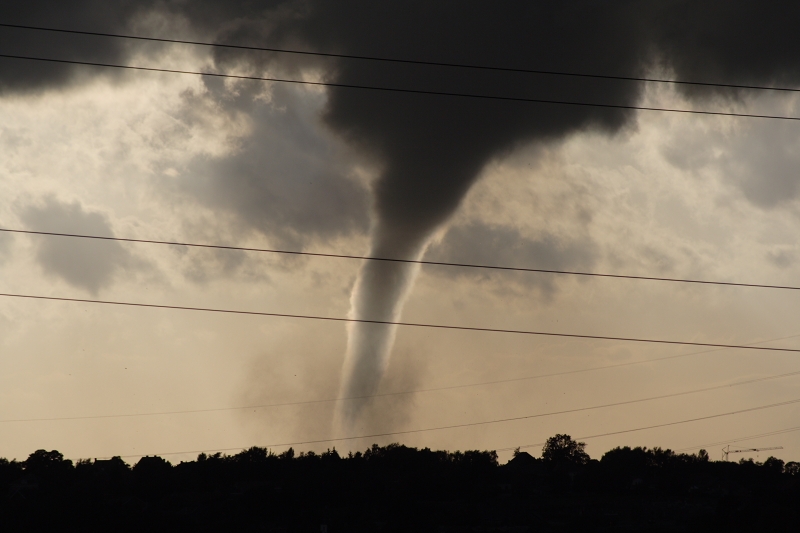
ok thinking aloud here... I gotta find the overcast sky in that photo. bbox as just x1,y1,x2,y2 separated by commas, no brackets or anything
2,1,800,464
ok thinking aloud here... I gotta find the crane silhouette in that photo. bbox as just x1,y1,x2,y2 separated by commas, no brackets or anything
721,445,783,461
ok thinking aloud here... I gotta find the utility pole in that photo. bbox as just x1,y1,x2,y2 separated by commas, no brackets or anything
721,445,782,461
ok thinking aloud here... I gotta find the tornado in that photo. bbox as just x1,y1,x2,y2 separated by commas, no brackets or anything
318,1,649,428
337,222,429,426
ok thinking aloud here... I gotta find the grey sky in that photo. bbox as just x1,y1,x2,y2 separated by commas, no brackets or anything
19,197,144,294
427,221,599,298
177,82,369,250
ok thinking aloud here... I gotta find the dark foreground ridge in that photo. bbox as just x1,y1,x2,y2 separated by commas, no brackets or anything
2,435,798,532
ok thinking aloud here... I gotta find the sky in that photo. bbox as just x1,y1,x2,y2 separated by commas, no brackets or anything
2,1,800,464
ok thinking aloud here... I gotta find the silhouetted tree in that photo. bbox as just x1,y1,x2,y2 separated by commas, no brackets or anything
197,451,227,463
764,456,785,474
0,457,23,487
279,447,295,460
542,434,589,465
321,448,340,462
784,461,800,476
601,447,649,474
23,449,73,479
4,441,800,530
235,446,272,465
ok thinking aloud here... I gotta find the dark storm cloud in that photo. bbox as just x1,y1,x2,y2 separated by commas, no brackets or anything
301,2,647,235
192,1,800,234
0,0,289,93
648,2,800,98
0,1,157,92
7,1,800,229
20,198,143,294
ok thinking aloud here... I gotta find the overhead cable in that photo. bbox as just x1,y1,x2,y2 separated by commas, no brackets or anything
676,425,800,453
3,291,800,354
111,393,800,458
498,395,800,452
4,362,799,424
4,228,800,292
1,22,799,94
1,54,799,121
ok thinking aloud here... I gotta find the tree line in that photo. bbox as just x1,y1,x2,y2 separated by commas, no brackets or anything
1,435,798,531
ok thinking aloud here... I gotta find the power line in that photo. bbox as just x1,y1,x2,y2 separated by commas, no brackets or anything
4,361,799,424
109,393,800,458
4,328,797,423
2,22,798,94
5,228,800,292
676,425,800,453
1,53,799,122
4,291,800,353
498,395,800,452
3,225,797,417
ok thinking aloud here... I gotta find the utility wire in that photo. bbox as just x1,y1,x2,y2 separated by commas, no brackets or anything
1,53,799,122
5,228,800,292
2,327,796,425
1,22,799,94
676,425,800,453
4,357,799,424
8,225,800,413
4,291,800,353
114,393,800,458
498,395,800,452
